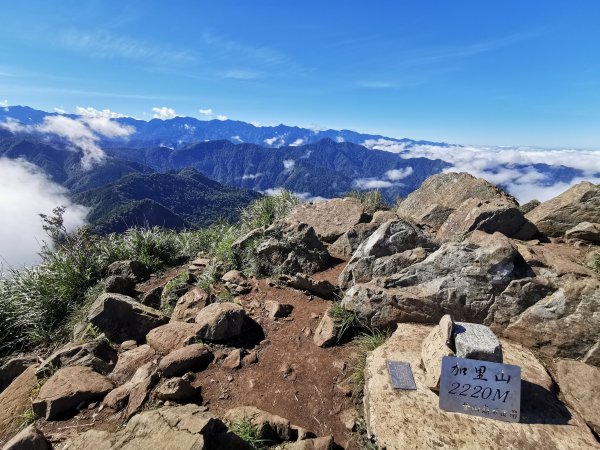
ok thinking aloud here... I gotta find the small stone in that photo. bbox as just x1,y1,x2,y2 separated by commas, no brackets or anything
222,349,242,370
340,408,358,431
265,300,294,319
120,340,138,352
454,322,503,363
280,363,293,377
154,377,201,403
227,375,234,382
303,327,312,337
313,309,339,348
242,351,258,367
421,314,455,391
310,313,320,320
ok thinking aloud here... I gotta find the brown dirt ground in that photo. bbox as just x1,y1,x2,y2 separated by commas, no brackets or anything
36,260,364,449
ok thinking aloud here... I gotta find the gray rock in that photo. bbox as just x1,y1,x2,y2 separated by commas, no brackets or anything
328,222,380,259
195,303,246,341
0,355,38,392
154,377,201,403
36,339,117,379
107,260,148,282
104,275,136,296
171,287,213,323
454,322,503,363
520,199,541,214
339,219,435,289
109,344,156,385
313,309,340,348
2,424,51,450
88,293,168,343
278,273,336,299
565,221,600,243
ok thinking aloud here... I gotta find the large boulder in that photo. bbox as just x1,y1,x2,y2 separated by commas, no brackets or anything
554,359,600,435
436,198,537,242
32,366,113,420
339,219,435,290
526,181,600,236
342,231,531,329
145,322,203,355
88,293,167,343
158,344,213,377
194,303,246,341
62,404,253,450
0,355,37,392
232,221,331,276
397,172,514,231
0,366,38,442
504,278,600,364
565,221,600,244
285,197,368,243
171,287,213,323
363,324,599,449
36,339,117,378
2,425,51,450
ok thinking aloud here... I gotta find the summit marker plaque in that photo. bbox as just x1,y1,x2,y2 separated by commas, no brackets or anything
439,356,521,423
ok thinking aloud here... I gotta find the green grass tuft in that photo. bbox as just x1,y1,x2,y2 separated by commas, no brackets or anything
328,302,360,342
346,189,389,215
228,416,271,450
348,330,391,399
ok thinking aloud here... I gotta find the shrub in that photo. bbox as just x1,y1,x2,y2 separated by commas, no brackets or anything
346,190,389,215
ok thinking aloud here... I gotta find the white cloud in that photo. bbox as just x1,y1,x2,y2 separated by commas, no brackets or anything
216,115,228,121
199,108,214,118
335,136,345,143
231,136,243,143
283,159,295,172
290,138,304,147
262,187,326,203
264,137,279,146
53,107,66,114
353,178,394,189
241,173,263,180
152,106,177,119
0,158,88,269
0,100,8,107
76,106,127,119
0,113,135,170
367,140,600,203
385,167,413,181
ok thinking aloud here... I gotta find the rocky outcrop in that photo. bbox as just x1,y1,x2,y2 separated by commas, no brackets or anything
194,303,246,341
2,425,51,450
363,324,599,449
36,339,117,378
436,198,537,242
565,221,600,243
339,219,435,290
232,221,331,276
62,404,253,450
526,181,600,236
554,359,600,435
286,198,368,243
504,278,600,363
397,172,514,231
342,231,531,329
171,287,213,323
88,293,167,343
104,275,136,296
107,260,149,282
32,366,113,420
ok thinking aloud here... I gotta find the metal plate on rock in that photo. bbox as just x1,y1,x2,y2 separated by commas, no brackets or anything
439,356,521,423
387,360,417,390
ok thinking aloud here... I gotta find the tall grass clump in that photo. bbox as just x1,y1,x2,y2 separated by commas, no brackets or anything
228,416,271,450
346,189,389,215
348,330,391,399
239,189,300,231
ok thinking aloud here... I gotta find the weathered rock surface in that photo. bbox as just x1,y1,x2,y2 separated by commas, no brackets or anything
339,219,435,289
397,172,514,231
436,197,537,242
421,314,454,390
232,221,331,276
195,303,246,341
364,324,599,450
36,339,117,378
286,197,368,243
146,322,202,355
504,278,600,363
88,293,167,343
313,309,339,348
32,366,113,420
158,344,213,377
154,376,201,403
526,181,600,236
222,270,252,295
171,287,213,323
278,274,336,299
281,436,334,450
342,231,532,330
2,424,51,450
104,275,136,296
0,355,37,392
554,359,600,435
565,221,600,243
62,404,252,450
0,366,38,441
103,363,157,412
107,260,148,282
225,405,292,441
454,322,503,363
265,300,293,319
328,222,380,259
138,285,163,308
109,344,156,385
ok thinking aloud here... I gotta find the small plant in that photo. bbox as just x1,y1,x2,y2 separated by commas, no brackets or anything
354,416,380,450
216,288,234,303
328,302,360,342
18,407,38,429
348,330,391,399
228,416,270,450
594,253,600,272
239,190,300,231
346,190,389,215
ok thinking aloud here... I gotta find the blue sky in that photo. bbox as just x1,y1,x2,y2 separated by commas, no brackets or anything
1,1,599,148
